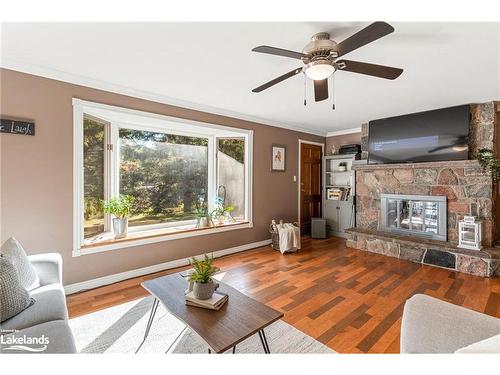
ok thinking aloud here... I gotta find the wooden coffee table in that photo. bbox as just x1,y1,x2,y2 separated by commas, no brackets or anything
140,272,284,353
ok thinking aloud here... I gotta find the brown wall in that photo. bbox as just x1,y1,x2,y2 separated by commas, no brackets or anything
325,132,361,155
0,68,324,285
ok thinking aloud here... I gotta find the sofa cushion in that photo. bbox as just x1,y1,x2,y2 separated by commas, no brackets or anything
455,333,500,353
1,237,40,291
0,283,68,331
0,320,77,354
0,255,35,323
401,294,500,353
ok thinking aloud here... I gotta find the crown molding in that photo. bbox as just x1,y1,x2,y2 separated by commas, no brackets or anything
1,58,327,137
326,127,362,137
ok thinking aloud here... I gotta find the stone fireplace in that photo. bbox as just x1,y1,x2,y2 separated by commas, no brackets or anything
346,102,500,278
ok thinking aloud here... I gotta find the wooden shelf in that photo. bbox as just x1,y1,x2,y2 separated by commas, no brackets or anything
323,154,356,236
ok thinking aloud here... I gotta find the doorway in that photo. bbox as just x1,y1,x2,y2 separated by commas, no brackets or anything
299,141,323,234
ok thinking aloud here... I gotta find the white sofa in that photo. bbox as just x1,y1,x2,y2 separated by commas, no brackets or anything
0,253,76,354
401,294,500,353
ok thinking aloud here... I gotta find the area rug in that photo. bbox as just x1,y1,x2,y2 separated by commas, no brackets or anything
69,296,334,354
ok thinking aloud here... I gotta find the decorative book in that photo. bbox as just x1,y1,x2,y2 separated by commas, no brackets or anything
185,291,228,311
327,187,350,201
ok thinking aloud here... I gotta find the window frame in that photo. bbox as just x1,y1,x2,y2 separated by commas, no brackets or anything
82,113,113,235
73,98,253,256
216,137,247,220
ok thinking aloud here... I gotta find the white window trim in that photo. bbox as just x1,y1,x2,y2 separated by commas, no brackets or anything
72,98,253,256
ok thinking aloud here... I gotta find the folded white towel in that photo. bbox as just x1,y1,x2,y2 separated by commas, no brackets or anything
277,223,301,253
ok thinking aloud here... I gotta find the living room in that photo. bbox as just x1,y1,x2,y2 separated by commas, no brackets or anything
1,2,499,374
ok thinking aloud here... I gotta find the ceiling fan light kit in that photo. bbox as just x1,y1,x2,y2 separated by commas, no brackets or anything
304,61,335,80
251,22,404,107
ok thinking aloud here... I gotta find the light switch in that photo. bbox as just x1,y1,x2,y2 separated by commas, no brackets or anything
293,175,297,182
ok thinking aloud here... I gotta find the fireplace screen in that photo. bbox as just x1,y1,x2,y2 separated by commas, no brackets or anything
380,194,447,241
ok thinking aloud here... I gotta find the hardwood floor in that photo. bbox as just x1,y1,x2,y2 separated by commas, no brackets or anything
66,236,500,353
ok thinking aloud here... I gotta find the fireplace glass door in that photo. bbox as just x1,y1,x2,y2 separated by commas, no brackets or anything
380,194,447,241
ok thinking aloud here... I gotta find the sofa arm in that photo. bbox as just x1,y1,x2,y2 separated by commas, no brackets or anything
401,294,500,353
28,253,63,286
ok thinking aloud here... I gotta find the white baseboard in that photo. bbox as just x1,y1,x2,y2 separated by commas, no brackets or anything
64,239,271,295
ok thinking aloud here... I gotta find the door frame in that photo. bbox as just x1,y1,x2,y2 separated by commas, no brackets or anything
297,139,325,229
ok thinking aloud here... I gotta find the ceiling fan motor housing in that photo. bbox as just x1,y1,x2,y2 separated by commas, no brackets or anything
302,32,338,61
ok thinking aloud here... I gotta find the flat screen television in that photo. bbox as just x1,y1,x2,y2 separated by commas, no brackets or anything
368,105,470,164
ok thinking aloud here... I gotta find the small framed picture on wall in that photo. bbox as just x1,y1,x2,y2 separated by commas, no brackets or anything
271,144,286,172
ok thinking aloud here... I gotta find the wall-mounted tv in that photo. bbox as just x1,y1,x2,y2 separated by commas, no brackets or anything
368,105,470,164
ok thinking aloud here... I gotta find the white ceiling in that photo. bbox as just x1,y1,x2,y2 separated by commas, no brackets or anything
1,22,499,136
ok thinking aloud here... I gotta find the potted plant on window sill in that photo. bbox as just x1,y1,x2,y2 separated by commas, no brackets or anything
196,211,214,228
338,162,348,172
195,196,213,228
102,195,135,239
211,203,236,226
188,254,220,300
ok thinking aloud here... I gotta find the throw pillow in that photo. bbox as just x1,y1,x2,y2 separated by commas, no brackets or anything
455,333,500,354
0,255,35,323
0,237,40,291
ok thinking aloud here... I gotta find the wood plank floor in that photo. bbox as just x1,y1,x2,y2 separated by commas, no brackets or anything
66,236,500,353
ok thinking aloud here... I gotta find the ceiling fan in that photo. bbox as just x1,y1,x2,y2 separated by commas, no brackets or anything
251,22,404,106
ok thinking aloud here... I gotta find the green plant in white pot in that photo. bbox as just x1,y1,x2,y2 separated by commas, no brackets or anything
194,196,213,228
102,195,134,239
188,254,220,300
338,161,348,172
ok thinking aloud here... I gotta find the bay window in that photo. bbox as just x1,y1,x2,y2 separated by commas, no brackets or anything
73,99,253,255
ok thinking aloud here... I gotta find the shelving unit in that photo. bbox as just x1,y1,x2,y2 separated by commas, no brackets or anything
323,154,356,238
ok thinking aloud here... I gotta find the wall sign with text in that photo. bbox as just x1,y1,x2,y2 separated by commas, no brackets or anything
0,119,35,136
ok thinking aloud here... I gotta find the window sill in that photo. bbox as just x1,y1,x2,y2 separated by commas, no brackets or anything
74,221,252,256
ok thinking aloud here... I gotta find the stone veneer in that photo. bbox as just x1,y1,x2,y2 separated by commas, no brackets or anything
349,102,498,277
346,228,500,277
354,159,494,246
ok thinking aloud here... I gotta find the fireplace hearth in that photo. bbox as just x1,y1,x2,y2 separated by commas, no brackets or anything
346,159,499,277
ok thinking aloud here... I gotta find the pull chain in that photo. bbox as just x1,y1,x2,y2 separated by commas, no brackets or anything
331,72,336,110
303,74,307,106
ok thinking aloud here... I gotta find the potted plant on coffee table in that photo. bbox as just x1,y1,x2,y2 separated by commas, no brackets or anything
102,195,135,239
189,254,220,300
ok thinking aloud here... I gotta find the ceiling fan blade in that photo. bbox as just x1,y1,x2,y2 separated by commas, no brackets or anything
337,59,403,80
252,67,303,93
252,45,306,60
314,79,329,102
429,145,450,153
336,22,395,57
